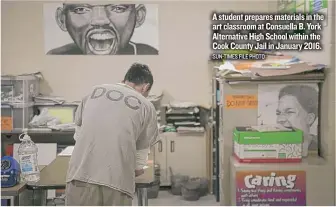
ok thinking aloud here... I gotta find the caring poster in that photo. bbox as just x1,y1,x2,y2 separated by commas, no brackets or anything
236,170,306,206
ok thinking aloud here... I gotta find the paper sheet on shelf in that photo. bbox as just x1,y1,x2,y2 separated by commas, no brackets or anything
59,146,150,170
58,146,74,156
250,62,325,77
251,125,293,132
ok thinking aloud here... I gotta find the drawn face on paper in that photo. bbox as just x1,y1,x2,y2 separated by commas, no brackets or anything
276,95,315,135
56,3,146,55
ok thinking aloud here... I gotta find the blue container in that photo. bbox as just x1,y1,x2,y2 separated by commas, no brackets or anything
1,156,21,188
1,199,9,206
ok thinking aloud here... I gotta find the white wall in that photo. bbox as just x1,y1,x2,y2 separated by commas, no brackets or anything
1,1,274,106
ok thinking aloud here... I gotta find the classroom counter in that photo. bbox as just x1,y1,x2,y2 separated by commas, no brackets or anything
1,152,155,206
27,155,155,189
27,153,155,206
1,166,46,206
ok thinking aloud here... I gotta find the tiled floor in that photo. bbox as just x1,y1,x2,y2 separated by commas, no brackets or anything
132,190,220,206
49,190,219,206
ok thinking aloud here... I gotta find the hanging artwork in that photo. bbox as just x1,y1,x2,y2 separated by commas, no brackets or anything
258,84,319,157
44,3,159,55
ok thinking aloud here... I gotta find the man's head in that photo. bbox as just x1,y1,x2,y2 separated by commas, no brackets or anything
123,63,154,97
276,85,318,135
56,3,146,55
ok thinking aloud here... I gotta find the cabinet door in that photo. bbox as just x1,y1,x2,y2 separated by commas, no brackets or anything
154,135,169,186
166,132,207,181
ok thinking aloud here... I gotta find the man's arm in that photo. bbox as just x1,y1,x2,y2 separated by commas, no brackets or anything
73,96,88,141
135,105,159,170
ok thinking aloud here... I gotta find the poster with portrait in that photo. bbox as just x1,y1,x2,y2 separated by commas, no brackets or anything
44,3,159,55
258,83,319,157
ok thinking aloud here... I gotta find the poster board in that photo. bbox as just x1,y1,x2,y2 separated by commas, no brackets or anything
1,117,13,131
236,170,306,206
225,95,258,109
43,3,159,55
257,83,319,157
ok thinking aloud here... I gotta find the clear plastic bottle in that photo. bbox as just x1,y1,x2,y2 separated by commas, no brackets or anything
18,131,40,184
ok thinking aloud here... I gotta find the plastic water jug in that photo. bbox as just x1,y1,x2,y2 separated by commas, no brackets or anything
18,131,40,184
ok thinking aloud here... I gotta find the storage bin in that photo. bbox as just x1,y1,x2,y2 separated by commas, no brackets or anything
1,74,40,104
1,103,35,132
199,177,209,196
154,164,160,180
147,180,160,199
170,174,189,195
181,179,202,201
233,126,303,163
147,164,161,199
35,104,78,124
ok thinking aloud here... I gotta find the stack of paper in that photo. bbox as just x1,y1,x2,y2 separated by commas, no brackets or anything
251,125,293,132
58,146,74,156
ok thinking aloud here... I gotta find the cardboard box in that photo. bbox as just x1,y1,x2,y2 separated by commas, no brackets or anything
233,126,303,163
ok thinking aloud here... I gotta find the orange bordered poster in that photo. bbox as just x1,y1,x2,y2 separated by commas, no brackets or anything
1,116,13,131
225,95,258,109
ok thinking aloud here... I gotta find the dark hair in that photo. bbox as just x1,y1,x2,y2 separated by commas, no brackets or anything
123,63,154,91
278,85,318,116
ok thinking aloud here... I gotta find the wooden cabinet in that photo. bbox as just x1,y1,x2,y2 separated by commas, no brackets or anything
154,132,207,186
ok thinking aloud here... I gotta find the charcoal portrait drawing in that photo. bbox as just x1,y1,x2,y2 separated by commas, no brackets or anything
44,3,159,55
258,84,319,157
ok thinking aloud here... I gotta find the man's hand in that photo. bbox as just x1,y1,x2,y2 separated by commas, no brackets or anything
135,169,144,177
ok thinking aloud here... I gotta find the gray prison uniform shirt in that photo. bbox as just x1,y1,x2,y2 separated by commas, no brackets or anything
66,83,159,198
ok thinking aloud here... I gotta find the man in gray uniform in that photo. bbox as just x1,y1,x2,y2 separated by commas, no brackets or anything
65,63,159,206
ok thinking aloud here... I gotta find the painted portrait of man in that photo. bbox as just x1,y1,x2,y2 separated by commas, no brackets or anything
44,3,159,55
